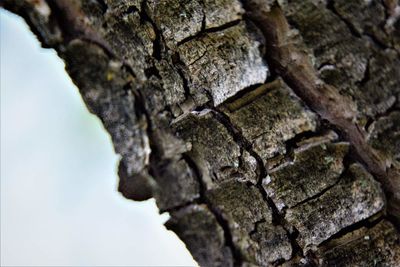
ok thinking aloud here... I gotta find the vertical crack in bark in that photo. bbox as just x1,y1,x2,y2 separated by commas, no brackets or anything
242,1,400,222
6,1,400,265
171,52,193,101
356,56,371,87
211,107,304,259
94,0,107,14
52,1,245,262
181,153,243,266
139,0,163,60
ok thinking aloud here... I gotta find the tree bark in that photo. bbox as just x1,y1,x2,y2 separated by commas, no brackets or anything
3,0,400,266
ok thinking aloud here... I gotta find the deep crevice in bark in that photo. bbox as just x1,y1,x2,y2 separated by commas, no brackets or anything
288,151,352,210
94,0,107,14
326,0,391,50
318,211,385,248
182,153,244,266
242,1,400,222
4,0,399,265
210,107,304,259
326,0,362,38
140,0,163,60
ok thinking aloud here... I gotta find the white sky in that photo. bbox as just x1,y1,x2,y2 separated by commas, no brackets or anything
0,9,197,267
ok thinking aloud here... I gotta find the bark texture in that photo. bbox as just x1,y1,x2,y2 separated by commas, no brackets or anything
3,0,400,266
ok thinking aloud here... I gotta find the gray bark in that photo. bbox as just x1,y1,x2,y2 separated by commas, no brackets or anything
3,0,400,266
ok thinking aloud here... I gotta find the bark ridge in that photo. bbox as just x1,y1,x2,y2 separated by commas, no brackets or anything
3,0,400,266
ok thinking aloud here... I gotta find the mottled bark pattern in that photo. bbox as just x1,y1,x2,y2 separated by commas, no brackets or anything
3,0,399,266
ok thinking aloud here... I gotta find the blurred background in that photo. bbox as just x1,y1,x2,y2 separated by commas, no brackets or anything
0,9,196,266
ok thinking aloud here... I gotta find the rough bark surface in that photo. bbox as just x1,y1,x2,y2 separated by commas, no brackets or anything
3,0,400,266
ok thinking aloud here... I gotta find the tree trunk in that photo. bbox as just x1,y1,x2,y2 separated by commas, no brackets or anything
3,0,400,266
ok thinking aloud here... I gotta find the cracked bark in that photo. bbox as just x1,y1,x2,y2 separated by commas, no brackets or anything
3,0,399,266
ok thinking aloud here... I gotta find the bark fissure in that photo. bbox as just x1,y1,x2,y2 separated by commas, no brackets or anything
177,19,242,47
4,0,400,265
365,102,400,132
318,211,385,248
356,56,371,87
171,53,193,101
182,153,244,266
94,0,107,14
326,0,362,38
326,0,395,51
288,166,345,210
210,107,303,259
139,1,163,60
242,1,400,222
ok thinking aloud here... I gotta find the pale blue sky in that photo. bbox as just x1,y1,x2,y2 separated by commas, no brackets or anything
0,9,196,266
